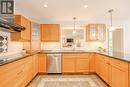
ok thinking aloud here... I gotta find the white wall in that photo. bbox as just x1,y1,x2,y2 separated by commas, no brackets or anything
0,31,23,57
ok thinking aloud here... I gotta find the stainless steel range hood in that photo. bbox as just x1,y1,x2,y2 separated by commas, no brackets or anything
0,18,25,32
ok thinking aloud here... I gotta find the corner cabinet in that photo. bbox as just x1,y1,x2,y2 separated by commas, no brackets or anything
11,15,31,41
41,24,60,42
110,58,129,87
86,24,106,41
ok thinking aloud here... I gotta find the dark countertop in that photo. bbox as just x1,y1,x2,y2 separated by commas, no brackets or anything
0,50,130,66
40,50,130,63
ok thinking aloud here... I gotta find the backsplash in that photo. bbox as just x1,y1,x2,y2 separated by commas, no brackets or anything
0,36,8,53
0,31,23,56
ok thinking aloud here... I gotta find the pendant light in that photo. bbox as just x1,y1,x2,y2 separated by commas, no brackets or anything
108,9,115,31
72,17,77,34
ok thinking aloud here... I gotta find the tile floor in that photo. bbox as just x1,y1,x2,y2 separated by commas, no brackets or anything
27,74,109,87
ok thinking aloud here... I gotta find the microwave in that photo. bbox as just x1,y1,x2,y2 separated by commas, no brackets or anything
66,38,74,43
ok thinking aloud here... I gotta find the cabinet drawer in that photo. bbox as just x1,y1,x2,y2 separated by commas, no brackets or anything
110,58,128,71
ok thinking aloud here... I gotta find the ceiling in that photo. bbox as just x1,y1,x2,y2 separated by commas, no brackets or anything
15,0,130,24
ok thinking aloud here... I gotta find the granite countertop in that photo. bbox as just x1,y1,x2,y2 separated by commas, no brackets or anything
40,50,130,63
0,54,31,66
0,50,130,66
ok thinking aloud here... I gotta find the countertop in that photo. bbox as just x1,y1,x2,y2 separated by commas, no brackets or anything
0,50,130,66
40,50,130,63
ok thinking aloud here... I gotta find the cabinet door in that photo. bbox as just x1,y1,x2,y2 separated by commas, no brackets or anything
97,24,106,41
38,54,47,73
129,63,130,87
111,66,128,87
32,55,38,78
95,54,100,75
110,59,128,87
41,24,60,42
62,55,76,73
89,54,95,72
86,24,97,41
11,15,31,41
76,58,89,73
100,62,110,84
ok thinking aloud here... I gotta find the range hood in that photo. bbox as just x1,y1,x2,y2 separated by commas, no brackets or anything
0,18,25,32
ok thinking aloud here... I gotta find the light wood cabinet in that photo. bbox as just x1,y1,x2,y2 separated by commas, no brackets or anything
0,56,33,87
89,53,95,72
38,54,47,73
86,24,106,41
62,54,90,73
11,15,31,41
62,54,76,73
76,54,90,73
110,58,129,87
32,54,38,78
41,24,60,42
129,63,130,87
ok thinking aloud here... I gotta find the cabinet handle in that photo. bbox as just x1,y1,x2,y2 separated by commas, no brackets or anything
17,70,23,75
106,62,110,65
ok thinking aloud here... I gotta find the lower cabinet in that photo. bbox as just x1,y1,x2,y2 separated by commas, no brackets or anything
0,56,33,87
0,55,39,87
110,58,129,87
129,63,130,87
32,54,38,78
38,54,47,73
62,53,90,73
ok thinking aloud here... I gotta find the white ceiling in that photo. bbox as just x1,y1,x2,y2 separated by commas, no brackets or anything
15,0,130,24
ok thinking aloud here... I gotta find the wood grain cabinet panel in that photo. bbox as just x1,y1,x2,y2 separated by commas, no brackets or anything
76,58,89,73
129,63,130,87
41,24,60,42
62,55,76,73
11,15,31,41
110,58,129,87
0,56,33,87
62,54,90,73
86,24,106,41
38,54,47,73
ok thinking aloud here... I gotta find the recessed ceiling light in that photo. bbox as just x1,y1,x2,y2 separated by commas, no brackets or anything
44,4,48,7
84,5,88,8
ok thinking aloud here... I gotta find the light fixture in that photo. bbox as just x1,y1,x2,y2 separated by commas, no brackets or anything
84,5,88,8
72,17,77,34
108,9,115,31
44,4,48,7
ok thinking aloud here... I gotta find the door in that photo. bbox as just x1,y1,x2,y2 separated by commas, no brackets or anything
62,55,76,73
111,66,128,87
76,58,89,73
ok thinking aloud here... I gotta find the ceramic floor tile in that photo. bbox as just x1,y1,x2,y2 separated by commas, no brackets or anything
27,74,109,87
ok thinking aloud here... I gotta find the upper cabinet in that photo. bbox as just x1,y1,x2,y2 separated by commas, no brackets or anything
86,24,106,41
41,24,60,42
11,15,31,41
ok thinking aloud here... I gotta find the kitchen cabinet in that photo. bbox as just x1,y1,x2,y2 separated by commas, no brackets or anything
32,54,38,78
62,54,90,73
98,55,110,84
0,56,33,87
11,15,31,41
89,53,95,72
62,54,76,73
41,24,60,42
129,63,130,87
110,58,129,87
76,54,90,73
86,24,106,41
95,54,100,75
38,54,47,73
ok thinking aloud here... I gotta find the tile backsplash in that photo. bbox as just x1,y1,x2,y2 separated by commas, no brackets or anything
0,31,23,56
0,36,8,53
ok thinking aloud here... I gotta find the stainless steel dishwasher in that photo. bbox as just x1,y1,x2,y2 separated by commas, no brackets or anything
47,53,61,73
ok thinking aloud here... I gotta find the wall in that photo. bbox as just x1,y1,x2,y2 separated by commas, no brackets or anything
0,31,23,57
